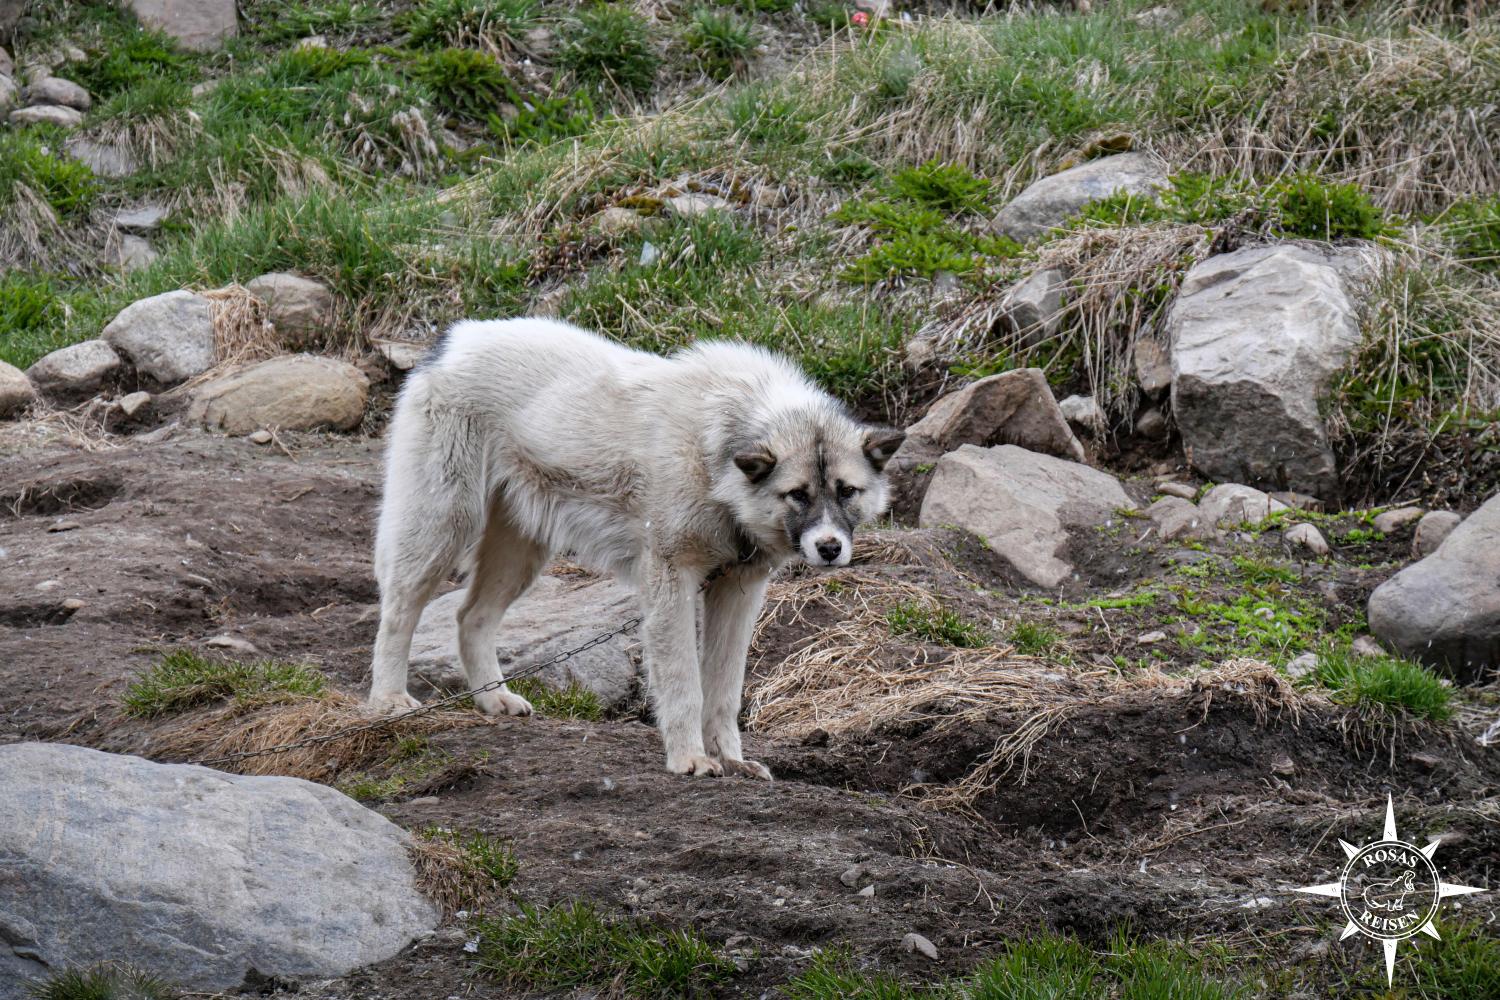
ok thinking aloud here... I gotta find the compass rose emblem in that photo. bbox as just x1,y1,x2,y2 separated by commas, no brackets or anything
1294,794,1486,985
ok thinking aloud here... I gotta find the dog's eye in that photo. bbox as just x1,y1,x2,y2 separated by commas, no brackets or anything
837,483,860,501
785,488,810,506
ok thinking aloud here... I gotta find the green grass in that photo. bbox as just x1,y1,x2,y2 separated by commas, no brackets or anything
26,964,174,1000
507,677,604,721
337,736,456,802
421,825,520,889
122,649,327,717
887,601,990,648
1009,621,1063,657
1310,646,1453,722
474,902,734,998
559,4,661,94
0,132,96,217
683,7,757,81
1441,194,1500,272
400,0,538,50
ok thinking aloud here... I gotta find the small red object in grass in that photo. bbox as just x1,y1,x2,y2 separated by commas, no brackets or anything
851,10,869,26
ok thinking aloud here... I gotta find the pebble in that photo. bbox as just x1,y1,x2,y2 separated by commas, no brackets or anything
1157,482,1197,500
248,429,273,445
406,796,441,806
117,390,151,417
204,634,261,656
47,521,82,533
1349,635,1385,658
1136,630,1166,645
858,884,875,897
61,598,85,611
1284,522,1329,556
1285,652,1318,680
839,865,867,888
901,932,938,960
1372,506,1424,534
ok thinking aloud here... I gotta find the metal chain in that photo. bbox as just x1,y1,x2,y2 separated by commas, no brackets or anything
187,614,643,768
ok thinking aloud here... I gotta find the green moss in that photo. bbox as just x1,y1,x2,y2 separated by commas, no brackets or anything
122,650,327,717
887,601,990,648
559,5,661,95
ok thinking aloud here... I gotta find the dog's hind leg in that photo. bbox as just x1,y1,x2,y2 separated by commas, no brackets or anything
700,569,772,780
455,496,547,717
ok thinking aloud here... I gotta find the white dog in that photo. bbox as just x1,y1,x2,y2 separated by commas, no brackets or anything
366,318,903,777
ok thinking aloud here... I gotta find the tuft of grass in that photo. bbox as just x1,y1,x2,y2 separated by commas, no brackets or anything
474,901,734,998
72,24,197,98
887,601,989,648
26,964,174,1000
507,677,604,720
0,275,68,369
682,7,758,81
559,5,661,95
1408,921,1500,999
1009,621,1062,657
401,0,539,51
0,133,96,217
1441,195,1500,272
1310,647,1453,722
411,47,519,121
422,826,520,888
122,650,327,717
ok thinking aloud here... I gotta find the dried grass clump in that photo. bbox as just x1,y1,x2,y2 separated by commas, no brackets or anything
204,284,279,365
153,690,494,781
408,834,479,915
86,111,203,176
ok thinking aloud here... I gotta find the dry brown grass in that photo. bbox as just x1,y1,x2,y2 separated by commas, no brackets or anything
151,690,494,781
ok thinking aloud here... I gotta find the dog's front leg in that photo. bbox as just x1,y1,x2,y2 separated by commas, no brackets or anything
701,569,772,780
640,555,721,777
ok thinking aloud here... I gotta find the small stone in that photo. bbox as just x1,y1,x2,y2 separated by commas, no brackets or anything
248,429,273,445
9,104,84,127
65,136,140,179
1285,652,1318,680
1412,510,1461,558
638,241,660,267
1132,5,1181,28
594,206,643,238
0,360,37,418
1147,496,1208,542
665,193,730,218
857,884,875,897
296,34,328,49
996,268,1068,346
1158,482,1196,500
1350,635,1385,659
245,272,335,346
103,290,217,384
204,634,260,656
372,339,426,371
1198,483,1272,528
108,233,159,273
1372,506,1424,534
839,865,867,888
1269,491,1325,513
1269,753,1295,776
127,0,239,52
1284,522,1329,556
901,932,938,960
117,391,151,417
523,27,554,53
406,796,441,807
0,75,17,115
1058,394,1102,431
24,75,91,110
189,354,369,435
61,597,85,611
191,79,221,98
0,45,12,78
855,0,892,17
113,204,170,234
1134,407,1167,439
1137,630,1167,645
1133,336,1172,395
47,522,82,533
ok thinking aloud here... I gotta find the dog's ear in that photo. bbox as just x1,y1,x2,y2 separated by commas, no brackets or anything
862,427,905,472
733,447,777,484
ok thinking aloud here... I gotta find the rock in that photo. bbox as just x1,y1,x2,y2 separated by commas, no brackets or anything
1269,490,1325,513
1368,492,1500,682
901,932,938,960
204,633,260,656
1197,483,1271,528
1133,5,1181,28
103,290,216,384
1058,393,1102,432
594,206,643,238
112,203,170,233
902,334,939,370
1137,630,1166,645
0,74,15,114
8,103,83,127
1158,482,1196,500
125,0,237,52
1133,335,1172,395
523,26,554,53
1350,635,1385,658
887,368,1085,518
839,864,869,888
1134,406,1167,438
0,743,436,995
116,390,151,417
188,354,369,435
0,45,11,78
1147,496,1209,542
245,272,335,345
64,135,140,178
23,75,89,110
1372,506,1424,535
248,429,273,444
858,884,876,897
996,268,1068,344
665,193,730,218
1412,510,1461,558
0,360,35,418
114,233,159,272
1284,522,1329,556
24,340,122,398
373,338,427,371
639,241,661,267
990,152,1168,243
410,573,640,709
1269,752,1295,777
1168,245,1365,498
919,444,1133,589
1285,652,1318,680
855,0,892,17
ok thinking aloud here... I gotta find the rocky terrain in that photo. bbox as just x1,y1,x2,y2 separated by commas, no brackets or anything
2,1,1499,998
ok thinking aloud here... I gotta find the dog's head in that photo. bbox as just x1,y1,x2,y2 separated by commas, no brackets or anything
720,403,904,569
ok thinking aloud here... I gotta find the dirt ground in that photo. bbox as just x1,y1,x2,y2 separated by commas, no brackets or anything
2,427,1497,998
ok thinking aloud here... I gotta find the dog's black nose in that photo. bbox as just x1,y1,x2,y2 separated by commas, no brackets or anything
816,539,843,563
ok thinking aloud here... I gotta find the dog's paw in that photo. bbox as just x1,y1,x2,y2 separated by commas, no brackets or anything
367,691,422,714
721,758,773,781
667,754,724,777
476,688,534,717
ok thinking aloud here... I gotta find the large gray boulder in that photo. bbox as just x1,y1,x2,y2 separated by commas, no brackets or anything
919,444,1133,589
1168,245,1365,498
0,360,35,418
126,0,237,51
188,354,369,435
991,153,1168,243
103,290,217,384
1368,494,1500,683
411,573,640,709
0,743,437,998
887,368,1084,519
24,340,122,398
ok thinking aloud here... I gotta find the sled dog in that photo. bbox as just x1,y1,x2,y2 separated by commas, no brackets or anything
366,318,904,777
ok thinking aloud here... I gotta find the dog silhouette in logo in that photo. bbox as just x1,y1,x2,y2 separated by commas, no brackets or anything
1363,870,1417,911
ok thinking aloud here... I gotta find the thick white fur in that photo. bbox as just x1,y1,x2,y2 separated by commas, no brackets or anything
367,318,895,777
